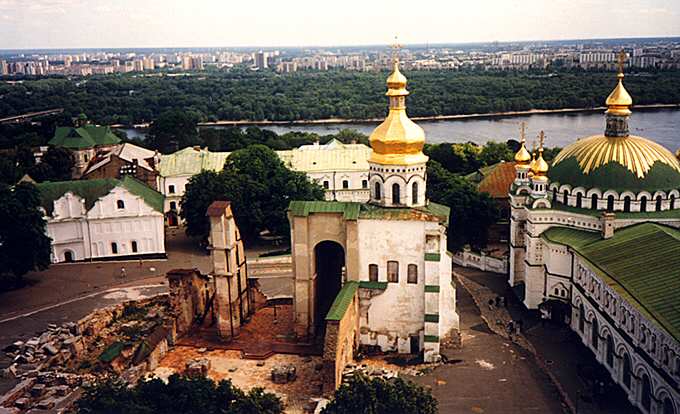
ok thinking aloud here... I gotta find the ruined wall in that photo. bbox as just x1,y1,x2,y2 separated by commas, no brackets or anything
167,268,213,337
322,284,359,392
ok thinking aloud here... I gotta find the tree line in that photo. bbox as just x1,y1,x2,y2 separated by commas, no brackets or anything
1,69,678,125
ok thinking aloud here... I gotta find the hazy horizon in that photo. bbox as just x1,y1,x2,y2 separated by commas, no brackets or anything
0,0,678,50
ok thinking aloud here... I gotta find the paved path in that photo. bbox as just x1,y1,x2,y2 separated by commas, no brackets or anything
412,277,567,414
453,266,639,414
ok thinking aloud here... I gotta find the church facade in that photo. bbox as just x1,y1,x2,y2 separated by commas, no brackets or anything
509,60,680,414
288,56,458,363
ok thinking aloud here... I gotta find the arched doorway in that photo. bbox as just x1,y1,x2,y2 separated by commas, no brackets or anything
313,241,345,334
64,250,74,263
166,211,178,227
663,397,676,414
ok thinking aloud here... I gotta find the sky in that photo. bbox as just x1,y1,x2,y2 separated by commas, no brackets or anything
0,0,678,49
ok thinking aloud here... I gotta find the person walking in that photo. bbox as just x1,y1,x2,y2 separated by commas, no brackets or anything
119,266,127,279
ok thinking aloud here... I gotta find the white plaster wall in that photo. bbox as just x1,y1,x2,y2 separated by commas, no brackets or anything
356,219,426,351
160,175,191,213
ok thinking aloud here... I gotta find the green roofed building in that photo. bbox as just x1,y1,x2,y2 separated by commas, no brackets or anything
36,175,165,264
49,124,121,177
508,59,680,413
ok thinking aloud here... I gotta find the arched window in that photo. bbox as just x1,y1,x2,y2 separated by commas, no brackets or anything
412,182,419,205
606,195,614,211
563,190,569,205
552,188,557,201
368,264,378,282
622,353,632,388
117,200,125,209
407,264,418,284
671,195,676,209
111,242,118,254
656,195,662,212
640,196,647,212
641,373,652,411
387,261,399,283
623,196,631,212
374,182,381,200
342,180,349,189
392,183,401,205
131,240,138,253
663,397,676,414
606,334,614,366
64,251,74,262
591,317,599,350
579,304,585,332
576,193,582,208
591,194,598,210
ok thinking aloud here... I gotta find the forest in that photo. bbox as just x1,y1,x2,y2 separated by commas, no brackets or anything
1,69,679,126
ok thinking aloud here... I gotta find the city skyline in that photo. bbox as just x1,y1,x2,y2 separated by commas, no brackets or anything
0,0,678,49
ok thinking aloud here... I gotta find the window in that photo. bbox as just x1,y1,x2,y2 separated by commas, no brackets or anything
671,195,676,209
374,182,381,200
623,196,631,212
168,185,175,194
563,190,569,205
131,240,138,253
663,398,675,414
117,200,125,209
591,318,599,350
641,374,652,411
111,242,118,254
392,183,401,205
552,188,557,201
656,195,662,212
591,194,598,210
323,180,329,189
64,251,74,262
412,182,419,204
368,264,378,282
622,353,632,388
362,179,368,189
606,335,614,366
407,264,418,284
640,196,647,212
387,261,399,283
579,304,585,332
342,180,349,189
606,195,614,211
170,201,177,210
576,193,582,208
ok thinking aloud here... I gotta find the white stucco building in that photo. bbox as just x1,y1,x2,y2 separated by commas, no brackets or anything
37,176,166,263
156,140,372,224
509,65,679,413
287,57,458,363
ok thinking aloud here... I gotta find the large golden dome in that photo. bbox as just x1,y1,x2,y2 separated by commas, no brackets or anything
369,60,428,166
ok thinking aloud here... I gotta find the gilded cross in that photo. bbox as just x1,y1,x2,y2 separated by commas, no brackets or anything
519,122,527,144
390,36,402,63
538,130,545,151
617,50,626,75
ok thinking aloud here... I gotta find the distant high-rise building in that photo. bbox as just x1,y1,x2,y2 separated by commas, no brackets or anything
255,51,268,69
133,59,144,72
0,60,8,76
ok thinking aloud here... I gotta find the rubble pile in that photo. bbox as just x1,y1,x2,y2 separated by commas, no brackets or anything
1,296,172,413
270,364,297,384
340,363,398,385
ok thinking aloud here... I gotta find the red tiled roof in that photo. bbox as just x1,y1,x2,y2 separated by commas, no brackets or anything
478,161,516,199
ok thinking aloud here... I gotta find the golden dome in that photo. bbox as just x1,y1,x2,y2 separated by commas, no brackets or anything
552,134,680,179
532,153,550,176
605,73,633,116
514,123,532,165
369,58,428,166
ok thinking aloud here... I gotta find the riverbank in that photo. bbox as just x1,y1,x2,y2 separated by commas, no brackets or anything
111,103,680,130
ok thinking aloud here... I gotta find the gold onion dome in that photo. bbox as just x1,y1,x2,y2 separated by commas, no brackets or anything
549,56,680,192
369,57,428,165
514,123,532,165
531,132,549,178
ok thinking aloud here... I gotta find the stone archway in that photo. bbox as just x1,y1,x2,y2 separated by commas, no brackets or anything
313,241,345,334
63,250,75,263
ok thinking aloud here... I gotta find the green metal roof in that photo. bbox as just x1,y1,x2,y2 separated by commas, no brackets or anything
326,281,359,321
550,201,680,220
37,176,164,215
158,147,231,176
288,200,450,225
542,223,680,342
49,126,121,149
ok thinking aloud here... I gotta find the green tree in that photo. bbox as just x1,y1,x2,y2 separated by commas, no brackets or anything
180,145,324,242
322,373,437,414
148,110,201,153
0,182,52,288
0,154,20,185
427,160,499,250
42,146,75,181
77,374,283,414
479,141,514,166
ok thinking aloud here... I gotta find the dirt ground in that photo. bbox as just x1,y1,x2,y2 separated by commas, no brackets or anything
154,346,325,413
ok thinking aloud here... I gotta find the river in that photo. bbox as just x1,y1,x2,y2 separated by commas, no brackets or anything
121,108,680,150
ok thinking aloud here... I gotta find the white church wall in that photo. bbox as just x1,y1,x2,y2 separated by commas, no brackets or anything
356,218,426,352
